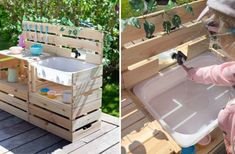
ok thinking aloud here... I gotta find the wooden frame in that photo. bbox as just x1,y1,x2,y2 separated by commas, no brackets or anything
121,0,225,153
23,21,104,64
0,21,104,142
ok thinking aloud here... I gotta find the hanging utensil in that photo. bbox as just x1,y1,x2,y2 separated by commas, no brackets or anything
29,24,32,40
34,25,38,42
40,25,43,42
45,26,48,44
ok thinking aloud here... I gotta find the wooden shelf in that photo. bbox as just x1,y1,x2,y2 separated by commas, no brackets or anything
0,79,28,100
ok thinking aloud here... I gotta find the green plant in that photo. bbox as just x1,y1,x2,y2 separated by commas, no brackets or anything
122,0,194,38
0,0,119,117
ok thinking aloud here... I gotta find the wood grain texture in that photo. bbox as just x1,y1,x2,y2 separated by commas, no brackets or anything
22,21,103,42
122,21,206,71
23,21,103,64
0,111,118,153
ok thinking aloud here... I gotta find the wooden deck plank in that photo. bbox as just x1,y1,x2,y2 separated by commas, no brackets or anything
121,90,181,154
121,109,145,130
102,113,119,126
56,121,117,153
70,127,119,154
121,90,133,109
82,121,117,143
0,116,23,130
6,134,62,154
102,143,120,154
0,110,119,154
130,135,174,154
0,122,35,142
121,103,136,118
0,128,48,153
122,117,149,138
0,111,13,121
37,140,70,154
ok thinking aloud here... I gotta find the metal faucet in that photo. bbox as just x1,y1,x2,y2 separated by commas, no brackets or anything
71,48,81,58
171,51,187,65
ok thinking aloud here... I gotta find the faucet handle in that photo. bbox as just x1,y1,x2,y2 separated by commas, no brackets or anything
71,48,81,58
171,51,187,65
178,51,187,61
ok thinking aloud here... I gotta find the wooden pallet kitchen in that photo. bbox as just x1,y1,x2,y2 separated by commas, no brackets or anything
121,0,226,153
0,20,103,142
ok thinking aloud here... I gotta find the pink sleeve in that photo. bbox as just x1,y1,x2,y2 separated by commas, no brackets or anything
186,62,235,86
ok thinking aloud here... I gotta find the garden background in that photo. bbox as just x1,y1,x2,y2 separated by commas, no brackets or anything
0,0,119,117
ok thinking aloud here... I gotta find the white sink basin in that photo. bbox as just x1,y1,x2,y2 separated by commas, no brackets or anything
133,52,235,147
35,57,97,86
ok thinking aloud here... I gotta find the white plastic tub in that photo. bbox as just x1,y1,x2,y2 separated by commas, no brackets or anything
133,52,235,147
35,57,97,86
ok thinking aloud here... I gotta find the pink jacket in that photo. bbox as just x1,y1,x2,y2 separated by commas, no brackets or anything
187,61,235,86
186,61,235,153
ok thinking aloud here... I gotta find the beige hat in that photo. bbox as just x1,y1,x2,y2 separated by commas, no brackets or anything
197,0,235,21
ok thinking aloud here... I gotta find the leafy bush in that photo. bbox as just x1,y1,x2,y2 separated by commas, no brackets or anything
0,0,119,117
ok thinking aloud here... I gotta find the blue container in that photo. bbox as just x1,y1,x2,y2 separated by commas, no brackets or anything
181,145,196,154
30,44,43,56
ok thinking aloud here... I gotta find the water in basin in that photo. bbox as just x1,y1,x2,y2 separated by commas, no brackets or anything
133,52,235,147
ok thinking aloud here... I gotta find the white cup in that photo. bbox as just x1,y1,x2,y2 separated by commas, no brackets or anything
62,90,72,103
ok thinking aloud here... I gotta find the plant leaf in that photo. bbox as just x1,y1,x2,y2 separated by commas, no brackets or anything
172,14,181,28
68,29,72,35
121,19,127,32
144,20,155,39
167,0,176,10
129,0,145,12
185,3,194,16
73,29,78,36
60,27,65,32
163,21,171,34
147,0,157,13
128,17,141,29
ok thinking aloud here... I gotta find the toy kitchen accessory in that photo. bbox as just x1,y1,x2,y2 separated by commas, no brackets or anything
62,90,72,103
7,67,18,83
30,44,43,56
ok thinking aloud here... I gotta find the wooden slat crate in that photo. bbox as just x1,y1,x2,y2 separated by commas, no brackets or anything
121,0,225,153
0,21,103,142
24,21,103,142
121,0,208,89
22,20,104,64
0,56,29,121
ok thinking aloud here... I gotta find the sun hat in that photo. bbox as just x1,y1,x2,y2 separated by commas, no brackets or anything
197,0,235,21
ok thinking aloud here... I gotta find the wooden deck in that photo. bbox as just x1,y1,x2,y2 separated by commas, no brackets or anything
121,90,181,154
0,110,119,154
121,90,226,154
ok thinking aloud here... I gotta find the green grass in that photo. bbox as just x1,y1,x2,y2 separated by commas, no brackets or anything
102,83,119,117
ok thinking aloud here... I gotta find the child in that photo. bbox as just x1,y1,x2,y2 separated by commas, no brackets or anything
182,0,235,153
